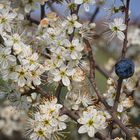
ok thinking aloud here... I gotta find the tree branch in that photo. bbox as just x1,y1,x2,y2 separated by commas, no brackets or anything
90,7,100,23
95,64,112,79
40,4,45,19
122,0,130,58
84,38,132,139
112,78,123,112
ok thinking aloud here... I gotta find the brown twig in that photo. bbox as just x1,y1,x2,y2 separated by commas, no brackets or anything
55,82,63,103
90,7,100,23
85,38,132,139
84,38,111,109
40,4,45,19
95,64,112,79
112,78,123,112
111,0,132,139
122,0,130,58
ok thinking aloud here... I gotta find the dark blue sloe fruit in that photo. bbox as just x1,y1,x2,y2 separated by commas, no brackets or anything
115,58,135,79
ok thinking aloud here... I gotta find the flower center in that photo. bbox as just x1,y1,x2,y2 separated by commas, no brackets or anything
36,130,44,136
19,71,25,76
31,71,37,76
50,34,55,39
57,55,61,60
87,119,94,126
0,17,7,23
60,71,65,76
29,59,35,65
113,26,119,31
69,45,75,52
69,20,74,25
43,119,49,126
9,66,15,72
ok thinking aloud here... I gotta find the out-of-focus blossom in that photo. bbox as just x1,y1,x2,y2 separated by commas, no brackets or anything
74,0,96,12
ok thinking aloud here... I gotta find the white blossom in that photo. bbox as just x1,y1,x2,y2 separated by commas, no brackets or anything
74,0,96,11
62,14,82,34
27,98,68,140
109,18,126,40
64,38,84,60
52,64,75,86
78,106,107,137
0,47,16,69
0,8,17,32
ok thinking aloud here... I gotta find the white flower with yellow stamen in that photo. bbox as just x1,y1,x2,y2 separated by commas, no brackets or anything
0,8,17,32
62,14,82,34
78,106,107,137
109,18,126,40
52,64,75,86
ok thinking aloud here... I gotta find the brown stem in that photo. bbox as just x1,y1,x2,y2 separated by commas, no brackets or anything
122,0,130,58
85,38,132,139
40,4,45,20
112,113,132,139
84,39,111,108
95,64,112,79
113,78,123,112
56,82,63,103
90,7,100,23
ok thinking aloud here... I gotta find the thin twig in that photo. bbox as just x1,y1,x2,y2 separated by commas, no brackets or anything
55,82,63,103
40,4,45,19
90,7,100,23
113,78,123,112
122,0,130,58
95,64,112,79
85,38,132,139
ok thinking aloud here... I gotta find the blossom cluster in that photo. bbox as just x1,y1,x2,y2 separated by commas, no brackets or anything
26,97,68,140
78,106,110,137
37,13,95,87
104,78,134,113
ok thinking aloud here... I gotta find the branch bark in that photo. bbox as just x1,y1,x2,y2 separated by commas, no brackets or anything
40,4,45,20
122,0,130,58
90,7,100,23
84,38,132,139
